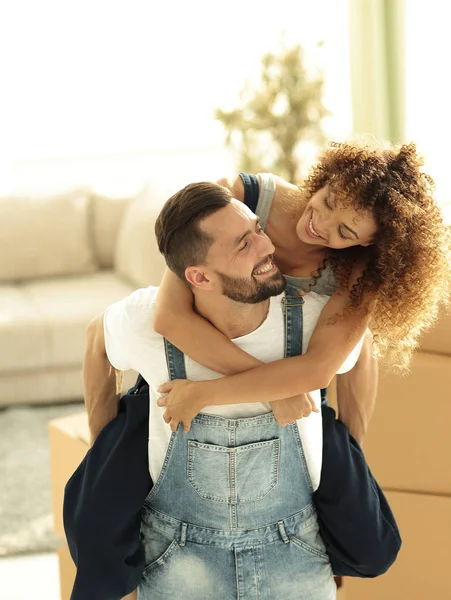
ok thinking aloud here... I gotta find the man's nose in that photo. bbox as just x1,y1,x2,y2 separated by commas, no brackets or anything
256,231,275,255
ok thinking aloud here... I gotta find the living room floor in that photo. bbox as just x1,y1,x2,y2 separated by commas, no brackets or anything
0,553,60,600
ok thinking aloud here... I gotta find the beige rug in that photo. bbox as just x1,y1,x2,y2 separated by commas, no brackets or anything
0,402,84,556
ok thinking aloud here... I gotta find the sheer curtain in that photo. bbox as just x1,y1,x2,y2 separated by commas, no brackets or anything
405,0,451,219
348,0,406,143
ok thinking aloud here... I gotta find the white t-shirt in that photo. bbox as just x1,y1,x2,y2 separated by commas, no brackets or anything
104,287,363,491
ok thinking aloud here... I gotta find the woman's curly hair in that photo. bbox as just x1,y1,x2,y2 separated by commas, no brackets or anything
302,141,451,373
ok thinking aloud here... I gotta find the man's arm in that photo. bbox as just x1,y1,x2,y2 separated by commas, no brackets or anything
83,314,124,443
335,329,378,446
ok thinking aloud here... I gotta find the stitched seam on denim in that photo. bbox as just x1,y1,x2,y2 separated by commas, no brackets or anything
142,539,179,577
253,546,261,595
187,441,280,504
191,413,277,427
144,431,177,502
189,440,277,452
143,503,316,531
238,439,280,503
163,338,174,381
291,422,314,493
289,535,329,561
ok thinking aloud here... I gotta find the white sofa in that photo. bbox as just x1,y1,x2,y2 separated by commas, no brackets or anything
0,185,170,406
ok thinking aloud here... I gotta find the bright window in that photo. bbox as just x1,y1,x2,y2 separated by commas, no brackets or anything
405,0,451,220
0,0,351,192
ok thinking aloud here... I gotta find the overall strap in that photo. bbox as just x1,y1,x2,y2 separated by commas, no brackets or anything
282,284,304,358
239,172,277,232
163,284,304,378
255,173,276,230
163,338,187,380
239,172,260,213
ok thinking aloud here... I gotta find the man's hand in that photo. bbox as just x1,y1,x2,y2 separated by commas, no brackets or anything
157,379,207,433
270,394,318,427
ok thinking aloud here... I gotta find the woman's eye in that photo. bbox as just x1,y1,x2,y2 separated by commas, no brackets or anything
323,197,332,210
338,228,349,240
240,241,249,252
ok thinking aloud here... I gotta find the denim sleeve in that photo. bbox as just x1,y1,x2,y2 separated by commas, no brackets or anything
238,173,260,213
315,405,402,578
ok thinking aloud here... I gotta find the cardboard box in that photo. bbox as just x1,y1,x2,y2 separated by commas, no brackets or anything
328,351,451,495
419,307,451,355
49,412,91,539
337,585,346,599
344,490,451,600
58,542,137,600
51,415,138,599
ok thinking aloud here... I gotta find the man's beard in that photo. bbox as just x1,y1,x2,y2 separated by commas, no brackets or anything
215,268,286,304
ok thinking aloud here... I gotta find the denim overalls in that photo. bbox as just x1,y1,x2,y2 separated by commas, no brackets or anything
138,287,336,600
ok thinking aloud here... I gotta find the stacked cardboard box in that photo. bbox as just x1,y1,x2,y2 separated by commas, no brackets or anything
49,412,137,600
329,308,451,599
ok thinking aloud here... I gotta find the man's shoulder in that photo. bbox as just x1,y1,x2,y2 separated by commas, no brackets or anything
107,285,161,337
124,285,160,312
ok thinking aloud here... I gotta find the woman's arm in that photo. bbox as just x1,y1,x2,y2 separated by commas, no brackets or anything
158,283,372,416
153,268,262,374
154,269,318,430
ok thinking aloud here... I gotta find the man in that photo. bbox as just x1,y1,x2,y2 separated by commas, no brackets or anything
66,182,400,599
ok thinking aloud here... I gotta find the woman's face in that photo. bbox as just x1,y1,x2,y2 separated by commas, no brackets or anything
296,185,378,249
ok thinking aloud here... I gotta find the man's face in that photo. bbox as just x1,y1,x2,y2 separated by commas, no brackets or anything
199,200,286,303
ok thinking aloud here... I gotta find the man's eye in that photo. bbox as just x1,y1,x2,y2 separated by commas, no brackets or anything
338,228,350,240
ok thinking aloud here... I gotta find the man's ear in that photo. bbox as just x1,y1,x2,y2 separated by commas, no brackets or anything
184,266,214,290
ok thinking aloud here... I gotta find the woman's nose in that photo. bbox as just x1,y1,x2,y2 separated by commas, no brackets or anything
317,211,333,236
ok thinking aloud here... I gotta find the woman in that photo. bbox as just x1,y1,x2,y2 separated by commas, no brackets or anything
154,141,451,429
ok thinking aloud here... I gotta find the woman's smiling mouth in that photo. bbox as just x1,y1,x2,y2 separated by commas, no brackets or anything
305,211,324,240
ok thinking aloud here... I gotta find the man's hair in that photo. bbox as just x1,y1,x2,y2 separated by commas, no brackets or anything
155,182,232,280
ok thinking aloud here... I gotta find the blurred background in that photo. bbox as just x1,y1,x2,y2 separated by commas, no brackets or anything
0,1,450,599
0,0,449,214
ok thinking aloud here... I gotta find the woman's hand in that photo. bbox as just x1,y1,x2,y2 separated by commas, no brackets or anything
157,379,209,432
270,394,318,427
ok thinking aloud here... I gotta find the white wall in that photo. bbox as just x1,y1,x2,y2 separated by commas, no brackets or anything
0,0,351,194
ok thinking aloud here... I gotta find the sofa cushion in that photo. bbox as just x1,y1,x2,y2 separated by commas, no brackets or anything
114,184,170,289
0,364,139,406
0,272,134,374
0,189,97,282
90,193,131,268
0,285,51,372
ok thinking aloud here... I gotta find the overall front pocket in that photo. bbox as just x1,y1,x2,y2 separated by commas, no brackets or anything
187,438,280,503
